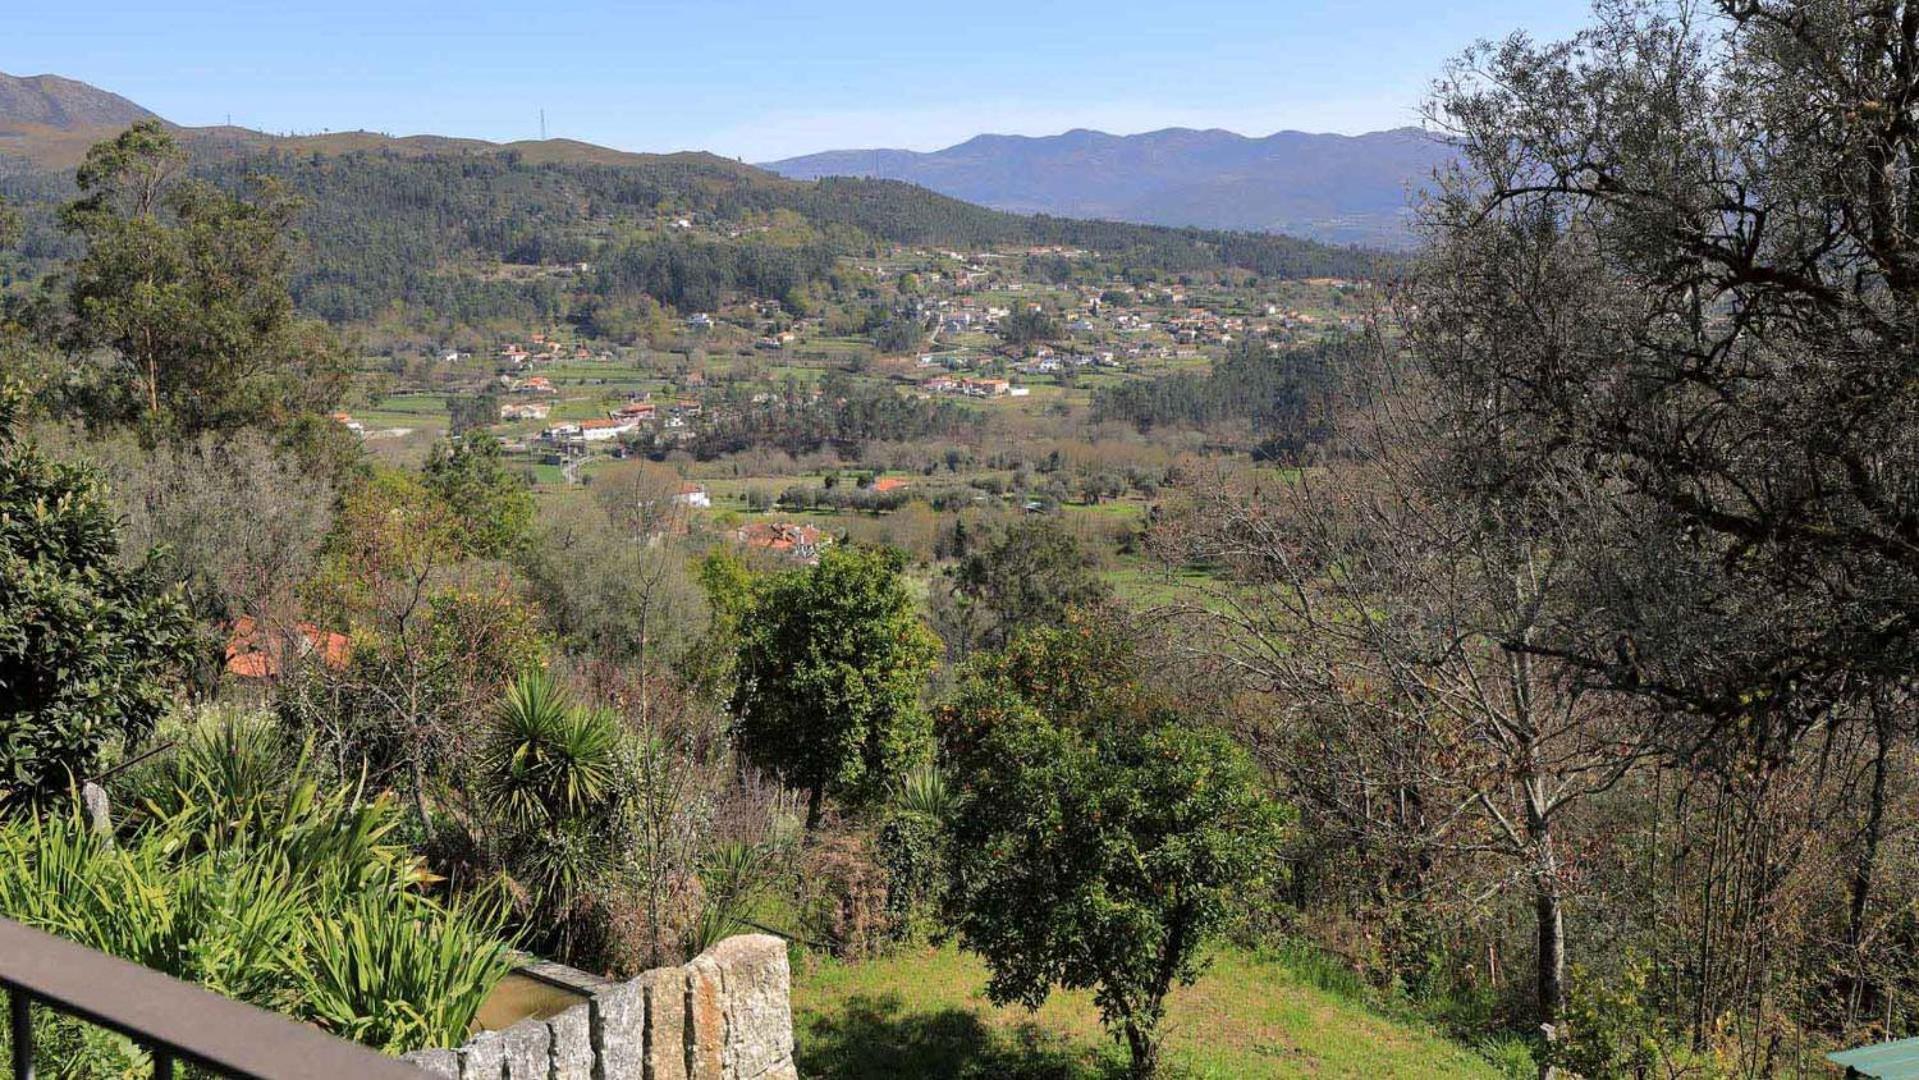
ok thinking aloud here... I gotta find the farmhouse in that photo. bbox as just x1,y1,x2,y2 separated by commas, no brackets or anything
500,401,551,421
224,616,351,680
576,418,637,442
736,522,829,563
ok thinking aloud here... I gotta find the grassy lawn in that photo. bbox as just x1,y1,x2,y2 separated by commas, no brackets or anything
1103,557,1220,611
791,945,1502,1079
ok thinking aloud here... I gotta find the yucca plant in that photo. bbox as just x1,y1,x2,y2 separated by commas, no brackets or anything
893,761,952,822
481,670,620,828
689,839,780,955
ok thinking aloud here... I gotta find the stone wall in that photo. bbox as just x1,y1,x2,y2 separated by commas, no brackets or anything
403,935,797,1080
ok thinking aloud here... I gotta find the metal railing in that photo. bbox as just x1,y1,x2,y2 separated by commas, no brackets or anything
1,918,428,1079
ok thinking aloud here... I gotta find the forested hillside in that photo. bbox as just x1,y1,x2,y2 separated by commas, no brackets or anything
0,143,1391,326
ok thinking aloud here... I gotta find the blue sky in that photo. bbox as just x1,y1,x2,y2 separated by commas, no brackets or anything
10,1,1593,161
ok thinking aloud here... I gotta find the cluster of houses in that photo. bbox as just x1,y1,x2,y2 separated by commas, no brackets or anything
1017,348,1117,375
504,374,558,395
920,375,1027,398
500,401,551,421
535,395,706,450
932,304,1011,336
501,334,591,368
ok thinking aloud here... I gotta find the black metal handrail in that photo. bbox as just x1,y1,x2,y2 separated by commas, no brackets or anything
1,917,428,1079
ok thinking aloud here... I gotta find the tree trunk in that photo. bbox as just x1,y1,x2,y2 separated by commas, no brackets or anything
1123,1020,1159,1079
1534,876,1566,1080
1845,706,1893,1025
1525,779,1566,1080
805,783,825,834
1534,869,1566,1027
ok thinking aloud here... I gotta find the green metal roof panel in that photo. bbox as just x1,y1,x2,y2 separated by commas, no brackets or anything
1830,1038,1919,1078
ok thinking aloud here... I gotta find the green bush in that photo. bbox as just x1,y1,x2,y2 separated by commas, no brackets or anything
0,381,194,812
1546,961,1707,1079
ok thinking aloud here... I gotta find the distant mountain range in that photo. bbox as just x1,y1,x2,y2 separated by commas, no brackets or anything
0,71,1450,248
765,128,1454,247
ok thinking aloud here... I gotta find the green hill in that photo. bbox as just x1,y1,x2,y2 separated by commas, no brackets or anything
791,946,1508,1079
0,75,1397,329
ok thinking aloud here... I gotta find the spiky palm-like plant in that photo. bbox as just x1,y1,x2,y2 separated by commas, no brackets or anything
480,670,620,828
893,762,952,823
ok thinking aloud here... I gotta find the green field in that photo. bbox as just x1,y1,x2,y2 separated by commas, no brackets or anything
791,946,1503,1079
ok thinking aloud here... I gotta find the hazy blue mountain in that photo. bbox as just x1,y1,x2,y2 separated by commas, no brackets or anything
765,127,1453,247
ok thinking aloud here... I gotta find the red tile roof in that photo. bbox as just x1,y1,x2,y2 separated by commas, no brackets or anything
225,616,350,679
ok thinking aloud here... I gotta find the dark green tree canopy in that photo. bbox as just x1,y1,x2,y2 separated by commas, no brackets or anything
940,624,1285,1078
0,383,194,810
998,306,1059,350
58,121,349,437
730,545,940,827
950,518,1113,654
422,431,536,559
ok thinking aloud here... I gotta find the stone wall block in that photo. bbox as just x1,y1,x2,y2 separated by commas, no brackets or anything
414,936,795,1080
500,1018,551,1079
698,936,795,1080
638,965,689,1080
591,978,647,1079
402,1048,460,1078
548,1001,596,1080
458,1029,506,1080
684,955,726,1080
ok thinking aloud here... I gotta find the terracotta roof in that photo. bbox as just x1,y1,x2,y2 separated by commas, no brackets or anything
736,522,826,554
225,616,350,679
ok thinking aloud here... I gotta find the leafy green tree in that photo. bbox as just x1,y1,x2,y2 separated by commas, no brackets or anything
0,384,193,811
0,197,18,250
998,306,1059,350
872,314,924,354
446,392,499,436
290,470,544,831
422,432,535,559
941,625,1285,1079
731,546,940,829
58,121,350,435
948,518,1112,654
